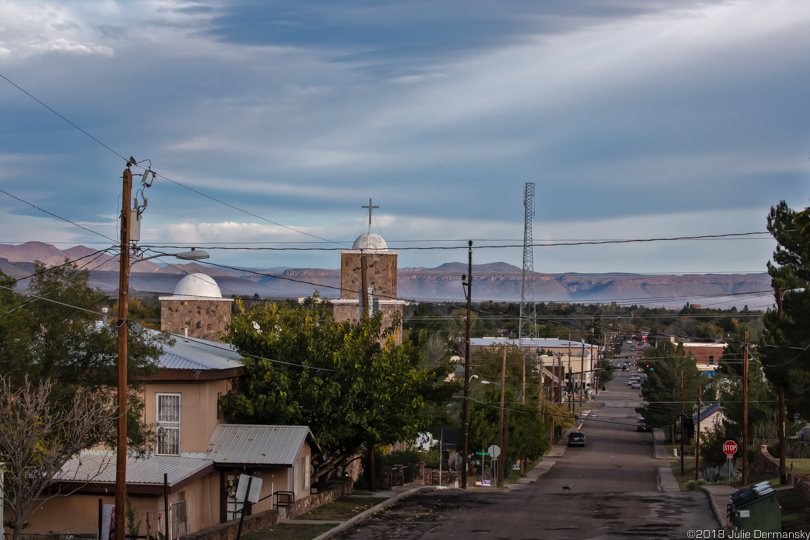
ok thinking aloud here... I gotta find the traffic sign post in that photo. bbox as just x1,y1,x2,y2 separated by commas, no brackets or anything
723,441,738,485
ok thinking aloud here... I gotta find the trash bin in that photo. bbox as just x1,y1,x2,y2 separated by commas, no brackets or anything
727,481,781,534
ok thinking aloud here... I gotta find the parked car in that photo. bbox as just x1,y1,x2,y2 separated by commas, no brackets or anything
637,421,651,432
568,431,586,447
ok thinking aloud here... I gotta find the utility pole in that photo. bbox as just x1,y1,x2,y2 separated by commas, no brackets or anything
359,247,375,491
360,199,377,491
743,331,749,485
360,248,368,317
590,330,595,396
681,370,685,474
780,388,787,484
461,241,473,490
776,297,788,485
580,341,585,406
538,355,545,421
695,386,702,481
567,336,572,413
116,166,132,537
498,345,507,487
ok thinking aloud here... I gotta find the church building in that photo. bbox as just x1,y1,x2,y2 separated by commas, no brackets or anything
331,202,406,343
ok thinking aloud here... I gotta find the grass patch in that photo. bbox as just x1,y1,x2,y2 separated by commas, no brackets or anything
786,459,810,475
243,523,335,540
293,496,381,521
728,470,781,490
671,461,697,490
778,489,810,532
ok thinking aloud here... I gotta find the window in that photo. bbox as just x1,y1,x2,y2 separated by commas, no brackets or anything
300,455,310,492
156,393,181,455
709,355,715,365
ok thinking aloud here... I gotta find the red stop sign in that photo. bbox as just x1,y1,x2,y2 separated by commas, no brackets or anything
723,440,738,457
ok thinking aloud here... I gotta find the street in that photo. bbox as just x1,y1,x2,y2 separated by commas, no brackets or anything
334,348,721,539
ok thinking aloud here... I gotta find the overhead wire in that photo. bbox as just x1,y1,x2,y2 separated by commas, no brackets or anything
0,72,347,249
0,189,117,243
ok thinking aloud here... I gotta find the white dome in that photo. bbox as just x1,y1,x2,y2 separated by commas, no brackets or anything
352,232,388,251
172,273,223,298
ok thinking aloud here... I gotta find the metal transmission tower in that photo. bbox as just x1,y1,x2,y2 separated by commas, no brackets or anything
519,182,538,403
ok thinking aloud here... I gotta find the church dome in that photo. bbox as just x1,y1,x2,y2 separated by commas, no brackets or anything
352,232,388,251
172,273,223,298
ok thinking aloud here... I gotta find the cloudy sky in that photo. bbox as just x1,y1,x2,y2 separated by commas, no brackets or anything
0,0,808,276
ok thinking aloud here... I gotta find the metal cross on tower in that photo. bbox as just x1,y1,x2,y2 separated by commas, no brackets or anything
519,183,538,403
362,198,379,237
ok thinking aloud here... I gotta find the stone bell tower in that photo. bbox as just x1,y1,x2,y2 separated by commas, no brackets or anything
332,200,405,343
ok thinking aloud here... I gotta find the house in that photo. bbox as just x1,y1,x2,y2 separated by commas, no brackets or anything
22,274,320,536
692,402,725,438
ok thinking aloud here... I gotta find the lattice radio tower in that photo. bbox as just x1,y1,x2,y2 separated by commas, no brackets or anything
519,183,538,398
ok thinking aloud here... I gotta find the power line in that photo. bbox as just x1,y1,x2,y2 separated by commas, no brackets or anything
0,72,346,248
0,189,117,242
139,231,772,253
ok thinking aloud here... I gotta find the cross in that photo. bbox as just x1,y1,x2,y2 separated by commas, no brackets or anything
361,198,379,236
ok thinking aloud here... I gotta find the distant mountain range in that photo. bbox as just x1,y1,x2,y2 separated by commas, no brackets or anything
0,242,773,308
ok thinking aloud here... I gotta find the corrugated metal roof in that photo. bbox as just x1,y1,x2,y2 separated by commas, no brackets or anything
154,333,244,371
57,450,213,486
207,425,316,466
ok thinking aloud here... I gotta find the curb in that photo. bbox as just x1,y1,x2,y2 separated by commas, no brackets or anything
311,486,437,540
700,487,730,533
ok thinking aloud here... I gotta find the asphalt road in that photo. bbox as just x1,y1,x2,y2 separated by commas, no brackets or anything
334,353,721,540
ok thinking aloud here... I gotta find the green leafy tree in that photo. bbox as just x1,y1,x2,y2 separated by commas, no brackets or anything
637,343,707,431
701,368,777,466
220,300,458,485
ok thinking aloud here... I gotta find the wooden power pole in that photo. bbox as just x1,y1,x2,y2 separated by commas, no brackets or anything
743,331,749,485
461,241,473,489
681,370,685,474
695,386,702,481
498,345,507,487
116,166,132,537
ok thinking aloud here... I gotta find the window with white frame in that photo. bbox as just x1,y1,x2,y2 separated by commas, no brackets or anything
156,393,181,455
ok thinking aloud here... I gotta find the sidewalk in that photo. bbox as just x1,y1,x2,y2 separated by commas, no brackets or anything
652,428,733,531
279,484,437,540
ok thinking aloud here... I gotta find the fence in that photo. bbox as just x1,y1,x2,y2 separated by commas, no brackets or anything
171,500,188,540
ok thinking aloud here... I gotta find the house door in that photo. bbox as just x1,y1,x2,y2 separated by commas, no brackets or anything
224,473,246,521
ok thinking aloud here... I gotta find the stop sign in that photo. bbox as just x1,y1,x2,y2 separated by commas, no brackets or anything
723,440,738,457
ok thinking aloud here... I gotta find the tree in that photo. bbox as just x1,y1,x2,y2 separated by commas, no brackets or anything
637,343,707,432
760,201,810,419
700,368,777,466
0,262,165,450
0,376,115,540
220,300,458,485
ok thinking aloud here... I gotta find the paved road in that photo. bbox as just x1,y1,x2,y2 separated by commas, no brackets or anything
333,361,720,540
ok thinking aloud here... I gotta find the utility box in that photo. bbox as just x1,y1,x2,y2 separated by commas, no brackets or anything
727,481,781,534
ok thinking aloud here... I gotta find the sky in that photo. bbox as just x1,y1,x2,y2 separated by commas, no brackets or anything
0,0,808,277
